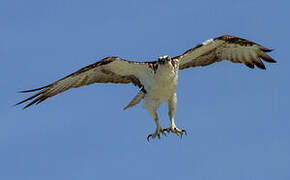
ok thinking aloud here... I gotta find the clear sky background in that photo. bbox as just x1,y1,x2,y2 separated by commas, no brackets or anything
1,0,290,179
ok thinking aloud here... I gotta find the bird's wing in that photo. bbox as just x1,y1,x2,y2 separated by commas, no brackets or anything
175,35,276,70
17,56,153,109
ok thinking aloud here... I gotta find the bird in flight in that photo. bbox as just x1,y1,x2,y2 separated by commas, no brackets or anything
17,35,276,141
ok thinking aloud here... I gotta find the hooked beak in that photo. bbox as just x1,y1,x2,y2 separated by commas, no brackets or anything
159,59,166,64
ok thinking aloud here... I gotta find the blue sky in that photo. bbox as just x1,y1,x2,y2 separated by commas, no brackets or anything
1,0,290,179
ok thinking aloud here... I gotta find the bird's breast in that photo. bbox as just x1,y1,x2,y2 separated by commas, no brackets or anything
148,66,178,102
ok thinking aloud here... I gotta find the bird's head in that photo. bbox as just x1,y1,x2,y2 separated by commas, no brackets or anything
157,55,171,65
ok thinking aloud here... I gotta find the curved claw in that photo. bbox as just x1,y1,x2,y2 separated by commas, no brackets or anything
182,129,187,136
179,129,187,139
147,134,152,142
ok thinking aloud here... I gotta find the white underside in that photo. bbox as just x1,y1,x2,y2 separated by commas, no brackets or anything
141,62,178,114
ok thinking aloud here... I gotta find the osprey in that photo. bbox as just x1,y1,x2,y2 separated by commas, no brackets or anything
17,35,276,140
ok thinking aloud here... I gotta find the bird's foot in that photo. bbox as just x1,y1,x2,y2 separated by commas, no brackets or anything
147,127,167,141
163,126,187,137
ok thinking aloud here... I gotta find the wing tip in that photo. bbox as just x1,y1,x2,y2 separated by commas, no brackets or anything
244,62,255,69
16,95,48,109
18,85,50,93
252,61,266,70
262,48,274,53
260,51,277,63
16,85,50,109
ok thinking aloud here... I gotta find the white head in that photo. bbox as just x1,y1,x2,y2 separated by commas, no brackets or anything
157,55,171,65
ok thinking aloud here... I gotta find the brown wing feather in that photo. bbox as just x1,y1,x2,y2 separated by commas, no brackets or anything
17,56,149,109
176,35,276,70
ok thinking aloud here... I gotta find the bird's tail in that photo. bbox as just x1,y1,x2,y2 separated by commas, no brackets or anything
123,90,145,110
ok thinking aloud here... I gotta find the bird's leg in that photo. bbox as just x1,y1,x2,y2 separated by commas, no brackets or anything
163,93,186,137
147,111,166,141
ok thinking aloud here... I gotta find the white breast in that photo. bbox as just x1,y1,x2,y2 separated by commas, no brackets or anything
142,63,178,110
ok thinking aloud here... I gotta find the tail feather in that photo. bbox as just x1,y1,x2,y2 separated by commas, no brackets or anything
123,90,145,110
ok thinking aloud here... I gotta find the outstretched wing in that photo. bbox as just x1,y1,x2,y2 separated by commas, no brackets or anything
17,56,151,109
175,35,276,70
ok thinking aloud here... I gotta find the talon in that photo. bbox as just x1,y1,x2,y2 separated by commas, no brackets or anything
179,129,187,139
147,134,152,142
182,129,187,136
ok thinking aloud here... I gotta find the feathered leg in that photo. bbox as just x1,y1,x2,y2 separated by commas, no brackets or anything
164,93,186,137
147,108,166,141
